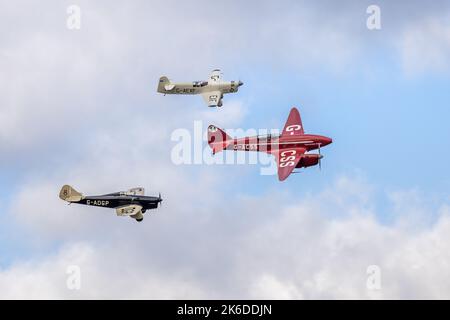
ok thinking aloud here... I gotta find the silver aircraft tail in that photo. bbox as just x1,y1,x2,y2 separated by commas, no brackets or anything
157,76,174,93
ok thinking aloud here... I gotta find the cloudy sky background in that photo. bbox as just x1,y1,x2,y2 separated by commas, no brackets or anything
1,0,450,299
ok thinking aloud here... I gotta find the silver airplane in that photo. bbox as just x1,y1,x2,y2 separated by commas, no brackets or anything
157,69,243,107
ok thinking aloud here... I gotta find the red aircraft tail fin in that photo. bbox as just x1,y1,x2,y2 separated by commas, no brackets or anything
207,125,232,154
281,107,304,137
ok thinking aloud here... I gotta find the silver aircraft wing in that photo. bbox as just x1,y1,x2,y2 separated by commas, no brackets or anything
208,69,222,83
202,90,223,107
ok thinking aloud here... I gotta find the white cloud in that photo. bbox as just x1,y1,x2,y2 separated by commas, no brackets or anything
2,174,450,299
0,242,207,299
397,16,450,75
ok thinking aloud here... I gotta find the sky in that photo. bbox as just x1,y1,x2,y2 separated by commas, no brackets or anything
0,0,450,299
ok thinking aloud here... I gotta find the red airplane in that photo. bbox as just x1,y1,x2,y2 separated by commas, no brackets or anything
207,107,332,181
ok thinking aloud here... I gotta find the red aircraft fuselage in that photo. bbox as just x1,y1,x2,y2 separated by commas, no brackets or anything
221,134,332,153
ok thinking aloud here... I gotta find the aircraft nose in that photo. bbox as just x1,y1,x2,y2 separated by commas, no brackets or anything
238,81,244,86
325,137,332,145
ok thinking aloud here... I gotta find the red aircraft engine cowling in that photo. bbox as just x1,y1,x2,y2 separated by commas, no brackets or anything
296,154,321,168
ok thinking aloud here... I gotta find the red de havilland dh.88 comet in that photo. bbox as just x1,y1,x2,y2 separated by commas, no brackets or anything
207,107,332,181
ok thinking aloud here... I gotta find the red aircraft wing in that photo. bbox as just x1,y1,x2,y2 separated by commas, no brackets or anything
271,147,306,181
281,107,304,137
